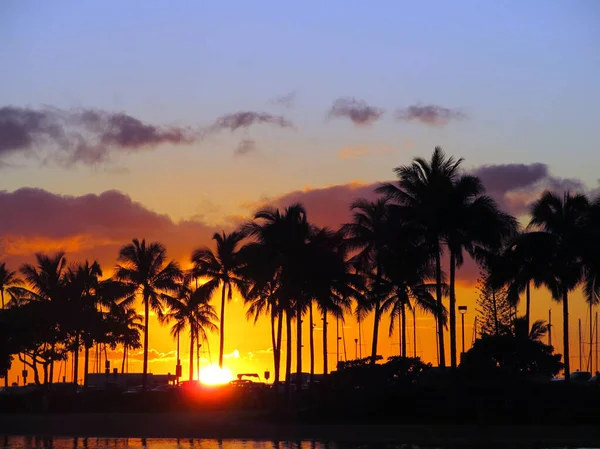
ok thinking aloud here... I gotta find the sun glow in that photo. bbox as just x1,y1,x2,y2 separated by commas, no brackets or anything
199,365,234,385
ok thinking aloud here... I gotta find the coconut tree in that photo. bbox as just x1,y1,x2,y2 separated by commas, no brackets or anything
20,252,68,383
443,175,518,366
107,303,143,374
115,239,183,391
161,281,218,381
304,227,362,377
343,198,392,364
377,147,463,367
191,231,246,370
0,263,23,387
0,263,24,310
380,225,448,358
244,203,311,390
240,241,283,384
526,191,589,381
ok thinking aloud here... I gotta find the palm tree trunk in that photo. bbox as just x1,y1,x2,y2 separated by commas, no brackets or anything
218,283,227,369
370,302,380,363
285,309,292,396
525,281,531,331
401,303,407,358
49,346,54,384
121,344,127,374
296,300,302,392
323,308,328,374
1,290,4,309
83,346,89,387
492,289,499,335
449,251,457,368
435,246,446,367
275,309,283,385
563,288,570,382
73,332,79,385
270,307,277,384
142,292,150,391
309,302,315,384
189,330,194,381
413,307,417,358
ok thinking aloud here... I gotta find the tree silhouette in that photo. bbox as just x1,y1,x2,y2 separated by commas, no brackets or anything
526,191,589,381
161,280,218,380
378,147,463,368
191,231,246,370
343,198,392,364
115,239,182,391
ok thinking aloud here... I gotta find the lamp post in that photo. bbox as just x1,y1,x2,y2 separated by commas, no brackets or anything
354,338,358,359
458,306,468,358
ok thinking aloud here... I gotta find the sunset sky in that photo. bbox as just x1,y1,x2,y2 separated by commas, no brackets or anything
1,1,600,383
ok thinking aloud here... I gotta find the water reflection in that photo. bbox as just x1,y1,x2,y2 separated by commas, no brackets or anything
0,438,597,449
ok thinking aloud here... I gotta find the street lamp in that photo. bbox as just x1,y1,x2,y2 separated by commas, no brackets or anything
458,306,468,358
354,338,358,359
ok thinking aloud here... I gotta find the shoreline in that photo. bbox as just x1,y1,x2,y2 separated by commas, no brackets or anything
2,413,600,445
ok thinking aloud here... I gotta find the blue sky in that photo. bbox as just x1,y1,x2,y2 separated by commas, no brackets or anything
1,0,599,221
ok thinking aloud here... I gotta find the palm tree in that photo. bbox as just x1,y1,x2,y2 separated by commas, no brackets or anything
443,175,518,366
20,252,68,384
377,147,463,367
64,260,103,385
0,263,23,310
304,227,361,377
115,239,183,391
240,241,284,384
245,203,311,390
527,191,590,381
111,305,143,374
161,281,218,381
343,198,391,364
380,225,447,358
0,263,24,387
191,231,246,370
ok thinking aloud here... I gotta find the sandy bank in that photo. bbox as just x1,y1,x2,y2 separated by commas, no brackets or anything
1,412,600,445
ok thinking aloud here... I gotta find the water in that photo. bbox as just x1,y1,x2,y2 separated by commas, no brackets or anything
0,438,597,449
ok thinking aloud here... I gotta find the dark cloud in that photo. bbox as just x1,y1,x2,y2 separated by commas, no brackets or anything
209,111,294,133
395,104,466,126
270,91,296,109
472,163,548,194
0,188,223,268
0,106,197,167
234,139,257,157
328,97,384,126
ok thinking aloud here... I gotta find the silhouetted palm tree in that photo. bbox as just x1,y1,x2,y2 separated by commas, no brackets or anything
343,198,392,364
191,231,246,370
161,281,218,380
0,263,23,309
304,227,361,377
115,239,183,390
245,203,311,390
240,241,283,384
380,225,447,357
582,196,600,307
0,262,23,386
20,252,68,383
377,147,463,367
443,175,518,366
527,191,589,381
111,304,143,374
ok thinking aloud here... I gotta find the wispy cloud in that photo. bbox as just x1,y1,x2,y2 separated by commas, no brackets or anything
270,91,297,109
208,111,294,133
0,106,198,167
337,144,394,160
328,97,384,126
395,104,466,126
234,139,257,157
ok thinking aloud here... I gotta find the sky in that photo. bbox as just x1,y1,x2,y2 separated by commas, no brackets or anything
1,0,600,383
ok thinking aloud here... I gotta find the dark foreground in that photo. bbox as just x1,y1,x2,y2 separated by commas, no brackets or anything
2,412,600,446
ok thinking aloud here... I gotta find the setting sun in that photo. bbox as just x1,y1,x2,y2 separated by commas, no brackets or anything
199,365,234,385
